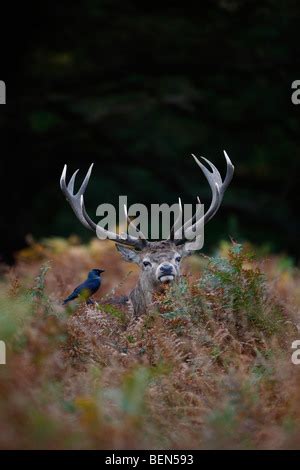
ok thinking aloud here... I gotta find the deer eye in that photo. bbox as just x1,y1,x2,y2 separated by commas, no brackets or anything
175,256,181,263
143,260,152,267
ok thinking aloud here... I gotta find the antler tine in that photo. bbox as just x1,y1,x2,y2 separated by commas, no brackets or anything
59,164,68,194
222,150,235,195
202,151,234,223
178,183,220,243
60,163,146,250
177,195,204,238
60,164,92,230
168,198,182,240
191,154,223,223
173,151,234,246
173,157,220,244
66,169,79,194
77,163,94,196
124,204,147,242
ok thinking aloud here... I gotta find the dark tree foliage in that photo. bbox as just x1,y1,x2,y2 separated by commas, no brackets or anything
0,0,299,262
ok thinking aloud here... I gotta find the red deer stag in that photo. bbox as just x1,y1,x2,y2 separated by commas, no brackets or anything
60,152,234,316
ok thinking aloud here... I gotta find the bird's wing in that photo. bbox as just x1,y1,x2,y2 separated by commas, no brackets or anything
85,278,101,294
74,278,100,296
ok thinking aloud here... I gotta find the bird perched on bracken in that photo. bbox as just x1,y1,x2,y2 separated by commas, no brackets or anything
63,268,105,305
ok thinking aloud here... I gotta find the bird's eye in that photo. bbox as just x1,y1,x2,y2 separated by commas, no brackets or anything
143,260,152,267
175,256,181,263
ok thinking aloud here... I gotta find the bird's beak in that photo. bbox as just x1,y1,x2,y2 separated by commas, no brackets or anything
99,269,105,273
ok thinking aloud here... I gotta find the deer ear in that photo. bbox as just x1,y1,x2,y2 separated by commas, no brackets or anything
177,244,193,258
115,244,141,263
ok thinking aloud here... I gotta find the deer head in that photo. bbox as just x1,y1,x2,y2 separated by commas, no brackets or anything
60,152,234,315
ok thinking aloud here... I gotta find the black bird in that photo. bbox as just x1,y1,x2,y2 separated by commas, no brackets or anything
63,269,105,305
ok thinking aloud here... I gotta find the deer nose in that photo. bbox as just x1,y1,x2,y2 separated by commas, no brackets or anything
160,263,173,274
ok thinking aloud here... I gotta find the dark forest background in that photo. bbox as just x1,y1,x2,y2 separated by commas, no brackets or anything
0,0,299,263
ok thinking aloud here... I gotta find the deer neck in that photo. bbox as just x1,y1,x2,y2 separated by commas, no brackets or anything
129,276,159,317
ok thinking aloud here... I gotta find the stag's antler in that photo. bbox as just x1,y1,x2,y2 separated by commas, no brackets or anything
168,151,234,245
60,151,233,250
60,164,147,250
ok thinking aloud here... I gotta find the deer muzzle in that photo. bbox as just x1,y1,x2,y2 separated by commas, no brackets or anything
157,263,177,283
